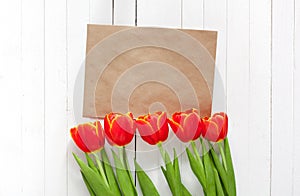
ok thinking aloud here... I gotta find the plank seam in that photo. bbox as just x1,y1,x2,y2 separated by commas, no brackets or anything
292,0,296,194
43,0,46,194
270,0,273,195
65,0,69,194
134,0,137,186
112,0,114,25
225,0,228,111
20,0,24,193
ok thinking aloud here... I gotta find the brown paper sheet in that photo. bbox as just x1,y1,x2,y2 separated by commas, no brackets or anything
83,25,217,118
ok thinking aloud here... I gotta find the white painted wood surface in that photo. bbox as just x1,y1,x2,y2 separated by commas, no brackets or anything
0,0,299,195
272,0,295,195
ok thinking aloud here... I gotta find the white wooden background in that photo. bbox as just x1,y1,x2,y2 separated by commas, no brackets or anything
0,0,299,195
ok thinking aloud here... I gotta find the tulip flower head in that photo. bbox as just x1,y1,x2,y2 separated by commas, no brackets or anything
104,112,135,146
136,111,169,145
70,121,105,153
202,112,228,142
168,108,203,142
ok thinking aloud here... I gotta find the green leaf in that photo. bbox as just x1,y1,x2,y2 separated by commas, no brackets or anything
73,153,113,196
213,168,225,196
224,138,236,196
202,141,216,196
135,160,160,196
81,171,96,196
210,147,229,195
181,184,192,196
160,148,178,196
174,149,190,196
218,142,228,171
160,149,192,196
85,153,98,173
122,147,137,196
186,147,206,190
165,160,178,195
160,166,171,188
173,149,181,184
101,149,121,196
112,150,137,196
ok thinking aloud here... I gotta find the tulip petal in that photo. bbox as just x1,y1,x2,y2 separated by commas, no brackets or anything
219,112,228,138
70,127,90,152
136,119,155,136
183,112,201,141
78,124,103,152
136,118,161,145
136,112,169,145
168,118,184,134
212,113,228,141
157,112,169,143
172,112,184,124
93,121,105,147
148,114,159,131
202,120,219,142
157,112,167,130
110,115,134,146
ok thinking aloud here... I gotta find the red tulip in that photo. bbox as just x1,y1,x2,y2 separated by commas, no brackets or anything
135,111,169,145
168,108,203,142
202,112,228,142
104,112,135,146
70,121,105,153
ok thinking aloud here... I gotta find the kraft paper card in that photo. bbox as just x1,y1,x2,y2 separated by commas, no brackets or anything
83,24,217,118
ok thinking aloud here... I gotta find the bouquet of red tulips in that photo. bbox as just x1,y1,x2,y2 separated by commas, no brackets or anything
70,109,236,196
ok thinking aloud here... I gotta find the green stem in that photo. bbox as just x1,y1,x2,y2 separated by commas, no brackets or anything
218,142,228,171
157,142,166,163
118,147,124,165
122,146,136,193
93,152,109,188
191,141,202,165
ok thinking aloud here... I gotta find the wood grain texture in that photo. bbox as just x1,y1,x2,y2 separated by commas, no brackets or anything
248,0,272,194
137,0,181,28
294,1,300,195
44,0,68,195
0,0,22,195
90,0,112,24
271,0,294,194
227,0,250,194
21,0,45,195
182,0,203,29
0,0,300,195
114,0,136,25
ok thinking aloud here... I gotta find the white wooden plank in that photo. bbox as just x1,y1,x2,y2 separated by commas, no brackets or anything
248,0,272,194
90,0,112,24
114,0,136,25
44,0,68,195
137,0,181,28
204,0,227,113
0,0,22,195
67,0,90,195
21,0,45,195
293,0,300,194
182,0,203,29
271,0,294,194
136,1,182,195
227,0,250,194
